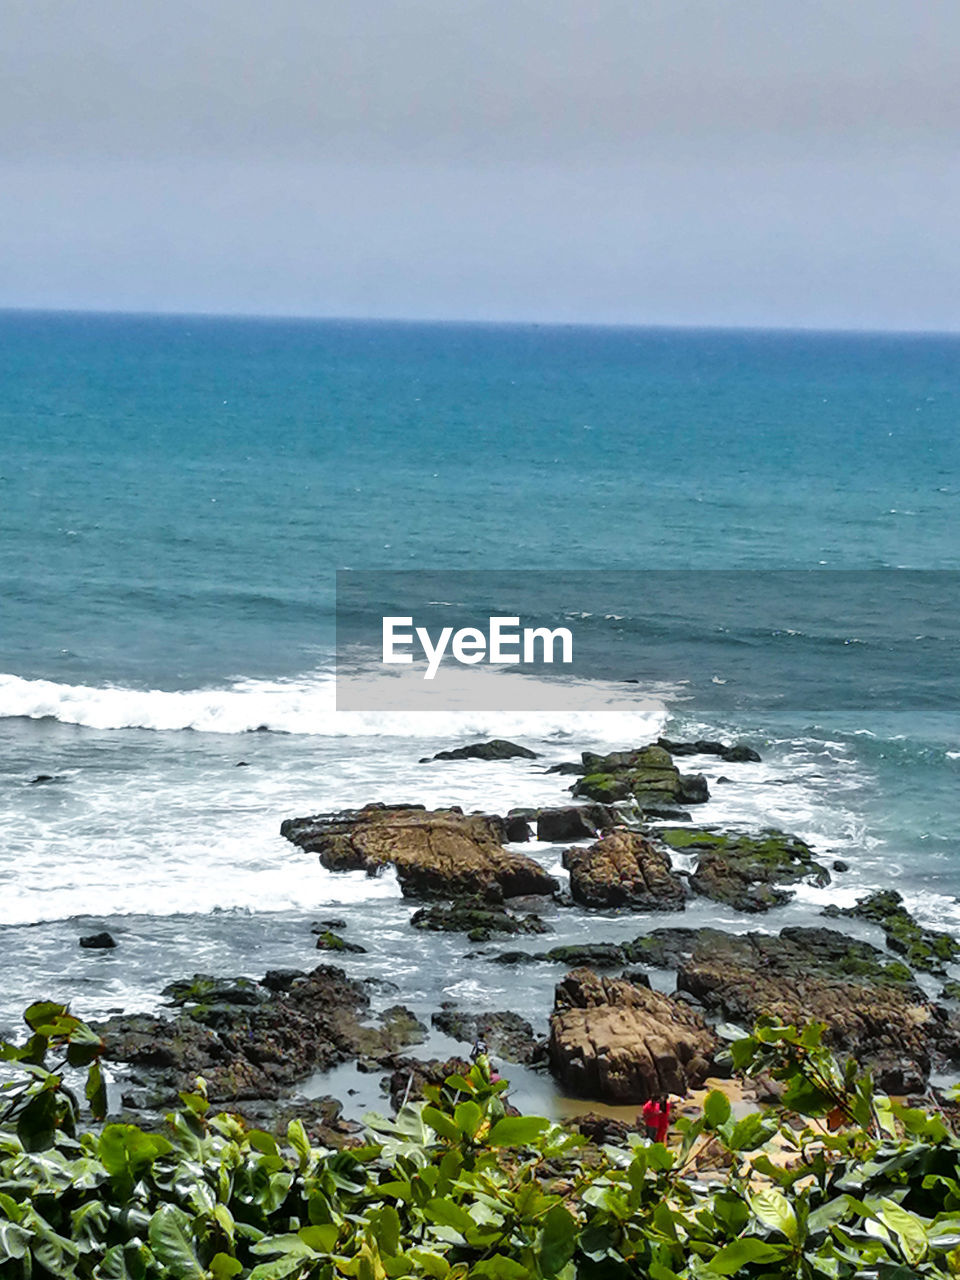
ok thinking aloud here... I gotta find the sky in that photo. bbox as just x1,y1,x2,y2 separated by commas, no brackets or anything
2,0,959,330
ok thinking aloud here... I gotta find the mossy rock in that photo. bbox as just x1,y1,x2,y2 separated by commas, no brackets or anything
664,827,830,914
315,930,366,953
828,890,960,975
411,901,548,942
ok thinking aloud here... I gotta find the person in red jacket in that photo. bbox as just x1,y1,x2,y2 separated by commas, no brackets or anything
641,1093,672,1144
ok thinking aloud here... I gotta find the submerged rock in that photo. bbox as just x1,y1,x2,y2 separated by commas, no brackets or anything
563,829,687,911
410,900,549,942
658,737,762,763
549,968,717,1103
96,963,423,1108
824,889,960,975
421,739,538,763
281,804,558,902
659,827,831,913
571,744,708,809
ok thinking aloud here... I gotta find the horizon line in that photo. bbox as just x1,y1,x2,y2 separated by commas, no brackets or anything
0,302,958,341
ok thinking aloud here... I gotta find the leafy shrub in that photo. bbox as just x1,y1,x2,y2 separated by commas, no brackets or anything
1,1005,959,1277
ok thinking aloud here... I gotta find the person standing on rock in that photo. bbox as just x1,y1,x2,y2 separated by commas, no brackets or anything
641,1093,672,1143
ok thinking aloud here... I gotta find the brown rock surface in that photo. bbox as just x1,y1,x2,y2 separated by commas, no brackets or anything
549,968,717,1102
562,829,686,910
281,804,557,901
675,926,960,1092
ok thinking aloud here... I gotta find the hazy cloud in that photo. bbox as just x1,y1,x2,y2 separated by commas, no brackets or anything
2,0,958,327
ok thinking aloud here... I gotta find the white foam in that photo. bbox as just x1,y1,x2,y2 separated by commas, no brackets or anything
0,669,669,740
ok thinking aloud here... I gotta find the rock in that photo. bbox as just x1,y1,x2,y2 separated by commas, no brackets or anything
941,981,960,1001
658,738,762,763
571,744,709,808
314,918,347,930
545,761,583,775
622,928,703,969
658,827,831,914
640,805,693,821
422,740,538,763
262,969,307,993
281,805,558,902
536,804,619,843
549,969,717,1103
490,950,542,965
410,900,549,942
543,944,627,968
387,1055,473,1109
563,830,686,911
354,1006,428,1057
833,860,850,872
229,1094,357,1146
315,930,366,954
575,1113,642,1145
673,926,958,1092
97,964,420,1109
501,812,533,842
824,890,960,975
30,773,57,784
430,1009,539,1063
79,931,117,949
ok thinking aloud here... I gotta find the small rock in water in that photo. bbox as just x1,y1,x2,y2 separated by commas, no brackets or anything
422,739,538,763
833,859,850,872
313,918,347,930
80,931,117,949
235,760,250,767
315,929,366,953
30,774,58,784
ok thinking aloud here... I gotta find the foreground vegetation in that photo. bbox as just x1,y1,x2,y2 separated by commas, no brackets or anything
2,1004,960,1278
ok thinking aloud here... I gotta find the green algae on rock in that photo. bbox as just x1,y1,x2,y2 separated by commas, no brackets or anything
658,826,831,913
825,888,960,974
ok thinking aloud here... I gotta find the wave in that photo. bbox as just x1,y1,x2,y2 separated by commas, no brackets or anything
0,669,671,740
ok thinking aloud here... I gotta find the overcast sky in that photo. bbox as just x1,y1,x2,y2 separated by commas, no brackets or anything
3,0,959,329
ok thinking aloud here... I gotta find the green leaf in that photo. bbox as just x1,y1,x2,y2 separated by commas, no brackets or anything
86,1059,108,1121
706,1239,791,1274
16,1088,59,1151
703,1089,731,1129
453,1099,482,1138
423,1197,476,1236
247,1258,308,1280
750,1188,798,1243
727,1111,776,1152
879,1199,928,1266
299,1223,340,1253
471,1256,530,1279
487,1115,550,1146
147,1205,205,1279
287,1118,311,1169
407,1250,449,1278
209,1255,243,1280
422,1107,461,1143
24,1001,68,1033
540,1203,578,1274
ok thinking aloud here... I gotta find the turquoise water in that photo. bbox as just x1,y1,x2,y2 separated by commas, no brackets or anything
0,310,958,1044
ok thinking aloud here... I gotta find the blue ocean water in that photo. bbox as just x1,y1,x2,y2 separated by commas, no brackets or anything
1,310,959,1061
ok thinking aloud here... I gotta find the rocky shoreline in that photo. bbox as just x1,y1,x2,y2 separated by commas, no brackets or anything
94,735,960,1139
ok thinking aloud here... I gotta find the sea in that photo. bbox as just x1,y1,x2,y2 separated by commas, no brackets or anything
1,310,959,1111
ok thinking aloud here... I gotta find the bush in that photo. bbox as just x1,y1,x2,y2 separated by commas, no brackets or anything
1,1004,960,1277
